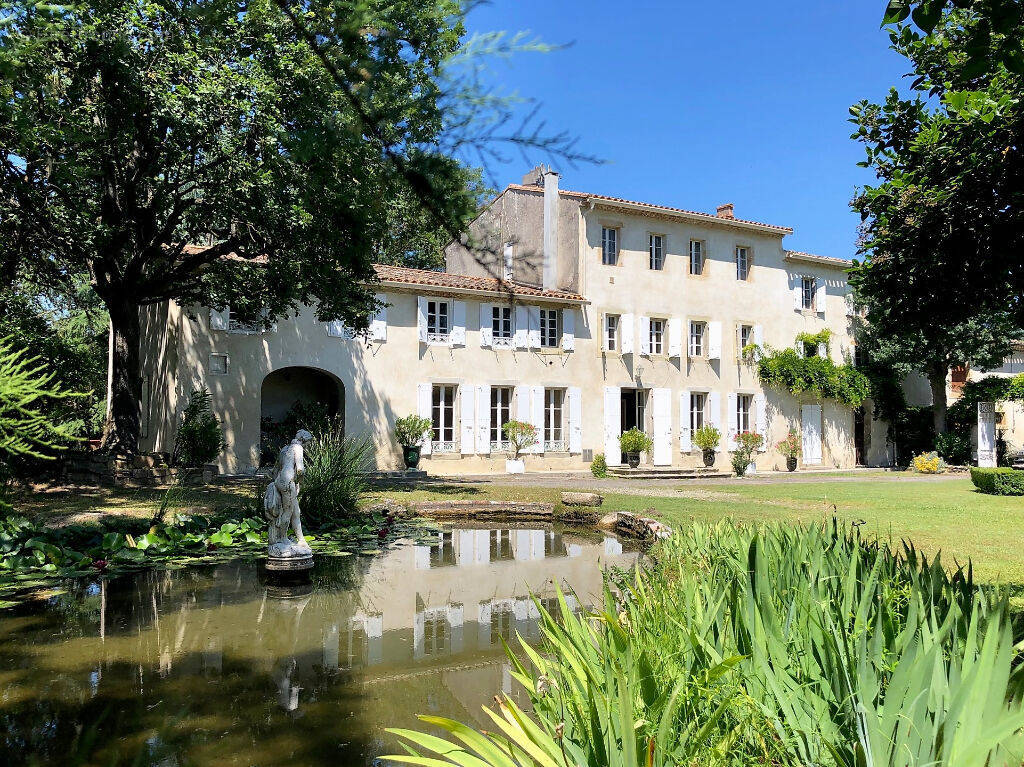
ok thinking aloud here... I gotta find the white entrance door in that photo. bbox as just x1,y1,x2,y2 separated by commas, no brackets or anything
603,386,621,465
802,404,822,465
651,388,672,466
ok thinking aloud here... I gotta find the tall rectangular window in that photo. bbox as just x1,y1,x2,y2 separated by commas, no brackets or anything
738,324,753,356
427,300,450,339
601,227,618,265
648,234,665,270
490,530,513,561
801,276,816,310
735,247,750,281
604,314,619,352
421,610,450,657
736,394,752,433
649,318,665,355
431,384,456,451
689,240,704,275
689,321,706,357
690,392,707,433
539,308,561,348
544,388,565,451
491,305,513,344
490,386,512,448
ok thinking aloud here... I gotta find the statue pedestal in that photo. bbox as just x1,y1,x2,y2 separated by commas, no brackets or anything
265,553,314,572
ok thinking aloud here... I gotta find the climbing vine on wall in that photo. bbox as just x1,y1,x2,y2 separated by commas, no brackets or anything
751,335,870,407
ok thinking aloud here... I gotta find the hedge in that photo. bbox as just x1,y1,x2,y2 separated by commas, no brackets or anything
969,467,1024,496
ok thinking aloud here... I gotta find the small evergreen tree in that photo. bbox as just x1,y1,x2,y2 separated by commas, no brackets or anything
173,388,226,467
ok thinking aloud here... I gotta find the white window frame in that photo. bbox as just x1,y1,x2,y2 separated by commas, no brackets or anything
490,386,513,451
427,300,451,344
604,314,620,352
209,353,229,375
649,318,665,355
491,305,514,347
689,240,704,275
544,388,566,452
690,391,707,434
648,233,665,271
539,308,561,348
601,227,618,266
801,276,816,311
736,393,753,434
689,321,706,358
737,324,753,358
431,384,457,452
735,247,750,281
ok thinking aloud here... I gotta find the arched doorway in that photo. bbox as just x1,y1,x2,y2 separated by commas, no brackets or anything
260,367,344,464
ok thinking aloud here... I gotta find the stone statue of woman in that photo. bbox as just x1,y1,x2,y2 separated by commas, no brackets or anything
264,429,314,561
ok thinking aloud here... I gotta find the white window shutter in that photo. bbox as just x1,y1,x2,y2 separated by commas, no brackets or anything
479,303,492,348
514,306,529,349
460,386,475,454
708,391,722,452
529,385,544,453
708,321,723,360
679,390,692,452
451,301,467,346
652,388,671,466
754,393,768,450
668,318,682,358
527,306,541,348
210,307,229,331
817,342,828,360
417,383,432,455
792,275,803,310
603,386,621,465
620,314,634,355
726,393,738,450
816,277,827,316
561,309,575,351
639,316,651,355
753,324,764,347
326,320,347,338
417,297,428,343
476,384,490,454
370,293,387,341
568,386,582,453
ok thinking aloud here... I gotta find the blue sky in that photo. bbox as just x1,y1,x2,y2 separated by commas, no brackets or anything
463,2,910,259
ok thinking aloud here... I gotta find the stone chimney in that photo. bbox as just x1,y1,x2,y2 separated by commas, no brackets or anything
542,167,559,290
716,203,735,220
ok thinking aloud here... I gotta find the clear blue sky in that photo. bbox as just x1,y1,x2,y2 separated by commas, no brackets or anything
463,2,910,260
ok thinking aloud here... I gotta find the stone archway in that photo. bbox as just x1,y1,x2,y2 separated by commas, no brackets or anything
260,366,344,464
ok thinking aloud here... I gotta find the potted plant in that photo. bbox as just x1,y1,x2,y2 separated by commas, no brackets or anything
619,428,653,469
732,431,764,477
502,420,538,474
693,425,721,467
393,415,432,470
777,429,801,471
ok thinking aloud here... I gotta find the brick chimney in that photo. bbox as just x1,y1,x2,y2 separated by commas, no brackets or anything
716,203,735,220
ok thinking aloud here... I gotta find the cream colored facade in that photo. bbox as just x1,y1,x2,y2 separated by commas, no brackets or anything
140,170,868,474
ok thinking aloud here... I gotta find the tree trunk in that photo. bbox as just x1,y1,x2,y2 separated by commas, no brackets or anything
928,365,948,436
100,299,143,454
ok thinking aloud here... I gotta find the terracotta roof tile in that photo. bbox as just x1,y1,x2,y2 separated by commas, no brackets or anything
373,263,585,302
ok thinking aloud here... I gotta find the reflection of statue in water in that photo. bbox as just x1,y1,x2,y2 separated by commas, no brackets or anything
264,429,314,561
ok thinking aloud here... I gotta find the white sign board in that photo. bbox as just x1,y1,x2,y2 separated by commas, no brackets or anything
977,401,997,468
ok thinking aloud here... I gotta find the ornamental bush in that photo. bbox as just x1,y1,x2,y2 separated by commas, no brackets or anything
173,388,226,467
934,431,971,465
590,452,608,478
394,414,432,447
502,420,537,459
776,429,801,460
911,451,945,474
693,425,721,452
756,347,869,407
619,427,653,454
970,467,1024,496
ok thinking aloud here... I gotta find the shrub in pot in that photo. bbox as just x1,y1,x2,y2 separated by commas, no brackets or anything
776,429,801,472
693,425,720,467
731,430,764,477
502,420,538,473
619,428,653,469
393,414,432,469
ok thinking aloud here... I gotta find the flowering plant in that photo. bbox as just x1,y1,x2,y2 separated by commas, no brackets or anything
776,429,801,460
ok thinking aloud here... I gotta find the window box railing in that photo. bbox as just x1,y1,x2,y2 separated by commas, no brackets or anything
427,331,451,345
490,440,513,453
431,440,458,454
492,335,515,348
544,440,567,453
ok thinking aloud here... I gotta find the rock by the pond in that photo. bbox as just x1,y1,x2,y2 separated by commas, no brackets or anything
364,498,409,518
614,511,673,541
597,512,620,529
561,491,604,507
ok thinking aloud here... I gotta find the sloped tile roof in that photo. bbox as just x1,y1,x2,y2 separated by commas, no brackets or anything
373,263,585,302
784,250,853,268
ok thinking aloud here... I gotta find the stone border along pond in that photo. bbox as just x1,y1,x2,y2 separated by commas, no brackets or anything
0,493,668,608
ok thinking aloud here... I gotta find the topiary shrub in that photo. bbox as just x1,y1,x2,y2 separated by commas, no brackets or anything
970,467,1024,496
590,452,608,477
173,388,226,467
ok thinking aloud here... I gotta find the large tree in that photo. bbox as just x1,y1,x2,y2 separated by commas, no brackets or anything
0,0,484,453
850,3,1024,435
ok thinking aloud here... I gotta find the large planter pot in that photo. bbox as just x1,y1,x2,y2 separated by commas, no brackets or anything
702,449,716,467
625,452,641,469
786,456,798,472
402,445,421,470
746,461,756,476
505,458,525,474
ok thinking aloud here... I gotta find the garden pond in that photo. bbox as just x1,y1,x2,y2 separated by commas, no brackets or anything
0,522,639,766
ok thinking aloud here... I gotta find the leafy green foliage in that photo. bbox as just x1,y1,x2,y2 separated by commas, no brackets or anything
970,466,1024,495
731,431,764,476
393,414,432,447
756,347,870,407
618,427,653,454
502,420,537,459
776,428,802,459
298,417,372,528
172,388,225,467
590,452,608,478
693,424,721,452
935,430,972,464
388,520,1024,767
260,398,333,465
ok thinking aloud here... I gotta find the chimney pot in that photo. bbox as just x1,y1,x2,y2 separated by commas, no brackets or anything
716,203,735,220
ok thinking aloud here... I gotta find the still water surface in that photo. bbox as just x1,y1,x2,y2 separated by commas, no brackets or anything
0,524,638,766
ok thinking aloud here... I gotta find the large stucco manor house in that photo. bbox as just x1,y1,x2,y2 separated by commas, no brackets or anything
140,167,886,474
